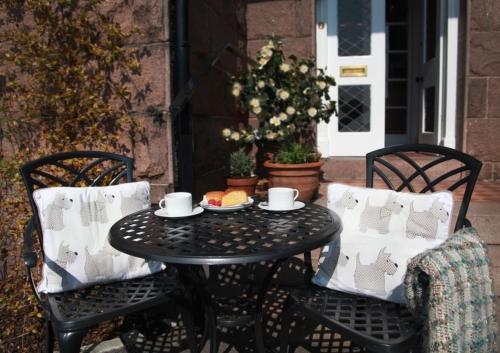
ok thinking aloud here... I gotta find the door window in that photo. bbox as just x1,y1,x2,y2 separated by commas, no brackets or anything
338,0,371,56
338,85,371,132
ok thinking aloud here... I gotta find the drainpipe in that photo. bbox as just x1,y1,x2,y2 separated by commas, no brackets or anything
173,0,194,192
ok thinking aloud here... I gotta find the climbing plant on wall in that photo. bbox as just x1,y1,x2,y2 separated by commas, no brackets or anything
0,0,144,350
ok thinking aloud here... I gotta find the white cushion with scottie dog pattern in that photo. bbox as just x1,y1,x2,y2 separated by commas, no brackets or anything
312,183,454,304
34,181,165,293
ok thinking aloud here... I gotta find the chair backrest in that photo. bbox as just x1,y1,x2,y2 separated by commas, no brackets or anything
366,144,482,232
20,151,134,249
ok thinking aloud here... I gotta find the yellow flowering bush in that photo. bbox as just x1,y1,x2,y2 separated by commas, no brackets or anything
223,38,336,151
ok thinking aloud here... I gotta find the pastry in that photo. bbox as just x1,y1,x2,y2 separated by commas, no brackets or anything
205,191,224,201
221,190,248,207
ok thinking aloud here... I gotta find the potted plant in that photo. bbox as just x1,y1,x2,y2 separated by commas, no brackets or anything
227,150,258,196
222,38,336,202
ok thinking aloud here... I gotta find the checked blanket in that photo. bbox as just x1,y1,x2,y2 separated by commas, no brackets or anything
404,227,497,353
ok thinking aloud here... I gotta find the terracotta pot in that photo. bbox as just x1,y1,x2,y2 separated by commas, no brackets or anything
264,160,324,202
226,176,259,196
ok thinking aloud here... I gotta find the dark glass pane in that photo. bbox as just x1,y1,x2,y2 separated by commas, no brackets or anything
388,53,408,78
338,0,371,56
338,85,371,132
385,108,407,134
386,0,408,22
387,82,407,106
426,0,437,61
424,86,435,132
388,25,408,51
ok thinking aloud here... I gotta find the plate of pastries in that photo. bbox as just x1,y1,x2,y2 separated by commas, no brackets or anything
200,190,253,212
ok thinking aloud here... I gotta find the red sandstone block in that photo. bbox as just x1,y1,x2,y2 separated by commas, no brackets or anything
467,78,487,118
470,0,500,32
247,1,298,40
466,118,500,161
469,32,500,76
487,78,500,118
248,37,313,60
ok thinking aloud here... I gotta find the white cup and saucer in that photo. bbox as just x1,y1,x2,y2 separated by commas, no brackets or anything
154,192,204,218
258,187,305,212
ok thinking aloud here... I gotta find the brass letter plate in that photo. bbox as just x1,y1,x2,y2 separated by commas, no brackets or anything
340,65,368,77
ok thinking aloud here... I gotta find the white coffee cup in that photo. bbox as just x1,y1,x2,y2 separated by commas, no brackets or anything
268,187,299,210
159,192,192,216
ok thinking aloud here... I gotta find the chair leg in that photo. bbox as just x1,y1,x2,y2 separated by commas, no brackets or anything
207,308,219,353
45,320,55,353
55,328,86,353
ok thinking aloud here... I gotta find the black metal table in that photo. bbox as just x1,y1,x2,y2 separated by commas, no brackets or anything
109,202,341,353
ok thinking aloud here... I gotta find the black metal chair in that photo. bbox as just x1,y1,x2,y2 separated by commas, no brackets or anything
20,151,196,353
279,144,483,353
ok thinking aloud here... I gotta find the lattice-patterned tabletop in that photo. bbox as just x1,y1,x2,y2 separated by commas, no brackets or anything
109,203,341,265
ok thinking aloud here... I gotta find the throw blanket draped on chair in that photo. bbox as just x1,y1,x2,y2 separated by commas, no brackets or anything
404,227,497,353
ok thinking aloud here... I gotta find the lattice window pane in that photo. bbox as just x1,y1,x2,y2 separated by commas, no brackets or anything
338,85,371,132
338,0,371,56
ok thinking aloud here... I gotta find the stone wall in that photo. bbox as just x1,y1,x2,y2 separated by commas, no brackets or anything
246,0,315,58
464,0,500,180
189,0,247,198
112,1,175,201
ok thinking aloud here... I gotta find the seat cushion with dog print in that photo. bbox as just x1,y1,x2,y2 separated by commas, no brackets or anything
33,181,165,293
312,183,454,304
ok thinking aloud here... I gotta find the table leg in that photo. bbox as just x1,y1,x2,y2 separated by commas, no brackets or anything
254,260,283,353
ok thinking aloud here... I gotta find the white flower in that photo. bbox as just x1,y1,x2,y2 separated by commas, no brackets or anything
316,81,327,90
299,64,309,74
287,124,296,132
279,63,290,72
270,116,281,126
278,90,290,100
222,128,231,138
266,40,275,49
307,107,318,117
230,131,240,141
260,47,273,59
245,134,255,142
249,98,260,107
252,106,262,114
265,132,277,140
233,82,242,91
257,80,265,88
231,88,241,97
268,79,275,87
278,112,288,121
259,57,270,67
286,106,296,115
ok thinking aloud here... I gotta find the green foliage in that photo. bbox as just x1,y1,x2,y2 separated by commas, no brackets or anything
223,37,337,147
273,143,320,164
229,150,254,177
0,1,145,351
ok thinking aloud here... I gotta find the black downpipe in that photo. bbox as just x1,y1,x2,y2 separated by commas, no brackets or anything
173,0,194,192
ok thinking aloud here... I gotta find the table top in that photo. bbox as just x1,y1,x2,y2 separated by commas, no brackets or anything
109,203,341,265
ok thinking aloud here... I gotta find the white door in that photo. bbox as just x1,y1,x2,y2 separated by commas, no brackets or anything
317,0,386,157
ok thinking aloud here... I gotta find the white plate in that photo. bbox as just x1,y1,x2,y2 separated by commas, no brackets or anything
154,206,204,219
257,201,305,212
200,197,254,213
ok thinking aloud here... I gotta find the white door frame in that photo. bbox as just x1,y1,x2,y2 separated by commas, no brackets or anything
315,0,459,155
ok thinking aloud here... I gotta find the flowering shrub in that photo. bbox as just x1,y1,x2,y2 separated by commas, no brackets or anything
222,38,336,149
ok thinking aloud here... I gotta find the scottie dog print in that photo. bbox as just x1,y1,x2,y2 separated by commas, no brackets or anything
354,247,398,296
42,192,73,231
80,191,115,226
120,187,148,216
331,190,358,217
331,251,350,282
84,246,119,282
359,194,403,234
406,199,449,240
45,241,78,289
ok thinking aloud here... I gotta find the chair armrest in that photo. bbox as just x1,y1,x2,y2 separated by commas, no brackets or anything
463,218,472,228
23,218,38,268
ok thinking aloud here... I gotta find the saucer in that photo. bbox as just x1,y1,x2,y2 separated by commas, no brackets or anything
257,201,305,212
154,206,204,219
